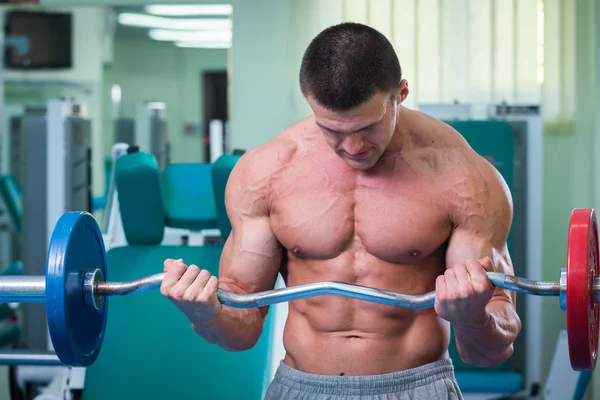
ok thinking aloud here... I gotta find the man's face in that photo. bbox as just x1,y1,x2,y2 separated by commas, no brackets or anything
308,91,399,170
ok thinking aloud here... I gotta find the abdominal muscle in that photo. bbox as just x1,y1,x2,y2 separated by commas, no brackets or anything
280,257,451,376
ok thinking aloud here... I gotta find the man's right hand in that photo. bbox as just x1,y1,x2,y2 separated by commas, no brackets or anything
160,259,222,324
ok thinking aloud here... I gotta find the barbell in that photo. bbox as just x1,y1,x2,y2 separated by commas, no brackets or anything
0,209,598,371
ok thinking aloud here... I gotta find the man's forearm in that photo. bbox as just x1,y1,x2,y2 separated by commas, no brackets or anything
453,300,521,367
191,306,265,351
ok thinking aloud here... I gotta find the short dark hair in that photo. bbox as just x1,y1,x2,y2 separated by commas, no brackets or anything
299,22,402,112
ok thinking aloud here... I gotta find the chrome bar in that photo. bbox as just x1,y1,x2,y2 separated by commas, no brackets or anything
96,273,164,296
95,271,562,309
0,351,62,366
217,281,437,309
486,272,560,296
0,276,46,303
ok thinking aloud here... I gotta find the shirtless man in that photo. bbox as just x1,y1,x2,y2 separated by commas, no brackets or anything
161,22,521,399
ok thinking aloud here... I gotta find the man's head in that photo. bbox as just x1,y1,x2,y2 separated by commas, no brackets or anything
300,22,409,169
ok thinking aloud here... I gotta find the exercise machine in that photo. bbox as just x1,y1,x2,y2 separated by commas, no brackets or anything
2,100,92,399
418,102,544,393
113,102,170,171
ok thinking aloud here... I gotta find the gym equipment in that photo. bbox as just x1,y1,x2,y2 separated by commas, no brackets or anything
114,102,169,171
0,208,597,370
18,100,92,351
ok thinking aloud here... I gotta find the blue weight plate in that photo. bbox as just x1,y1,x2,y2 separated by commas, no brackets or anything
46,211,108,367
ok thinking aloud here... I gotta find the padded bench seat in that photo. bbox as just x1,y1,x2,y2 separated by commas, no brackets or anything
162,164,218,231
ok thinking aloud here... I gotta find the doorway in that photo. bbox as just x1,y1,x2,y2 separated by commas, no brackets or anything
202,70,228,162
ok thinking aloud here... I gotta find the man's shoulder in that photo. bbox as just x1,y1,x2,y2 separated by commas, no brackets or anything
239,126,303,167
408,111,512,214
409,111,494,173
409,110,472,151
229,118,310,187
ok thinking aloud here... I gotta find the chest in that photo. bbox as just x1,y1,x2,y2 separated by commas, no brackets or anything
270,160,451,264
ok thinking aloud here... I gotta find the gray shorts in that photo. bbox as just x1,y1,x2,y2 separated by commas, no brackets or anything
264,359,463,400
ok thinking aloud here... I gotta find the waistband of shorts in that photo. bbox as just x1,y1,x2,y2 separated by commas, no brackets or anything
271,359,456,396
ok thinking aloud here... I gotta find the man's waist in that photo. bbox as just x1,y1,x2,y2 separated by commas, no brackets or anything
271,358,457,396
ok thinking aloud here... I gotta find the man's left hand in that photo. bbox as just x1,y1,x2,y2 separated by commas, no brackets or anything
434,257,496,328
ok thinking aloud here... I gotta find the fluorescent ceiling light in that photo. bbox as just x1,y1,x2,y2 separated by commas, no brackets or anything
175,41,231,49
118,13,231,31
145,5,232,16
146,102,166,110
149,29,232,42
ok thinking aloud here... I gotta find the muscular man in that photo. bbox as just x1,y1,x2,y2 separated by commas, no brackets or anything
161,22,521,399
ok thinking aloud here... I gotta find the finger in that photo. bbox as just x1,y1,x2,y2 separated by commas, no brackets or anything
171,265,202,298
435,274,446,291
184,268,211,301
160,261,187,295
466,260,493,291
164,258,183,273
477,256,495,272
453,264,474,297
443,269,460,298
435,275,446,302
198,276,220,302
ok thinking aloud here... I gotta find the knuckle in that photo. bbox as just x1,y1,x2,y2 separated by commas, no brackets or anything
160,285,169,296
172,287,186,299
467,262,482,272
184,290,199,301
198,269,211,279
474,278,488,288
173,264,187,274
443,290,455,301
196,292,211,303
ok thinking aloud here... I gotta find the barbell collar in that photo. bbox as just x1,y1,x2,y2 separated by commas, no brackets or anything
84,269,104,311
561,268,567,311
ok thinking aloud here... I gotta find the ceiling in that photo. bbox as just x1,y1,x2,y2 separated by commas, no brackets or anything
109,5,232,48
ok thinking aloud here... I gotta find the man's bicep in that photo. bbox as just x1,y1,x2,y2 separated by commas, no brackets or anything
219,215,282,294
445,157,516,303
217,157,282,295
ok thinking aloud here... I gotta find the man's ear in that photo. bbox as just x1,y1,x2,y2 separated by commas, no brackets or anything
396,79,409,104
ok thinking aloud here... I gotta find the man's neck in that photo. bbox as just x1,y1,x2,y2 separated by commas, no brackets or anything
382,106,411,158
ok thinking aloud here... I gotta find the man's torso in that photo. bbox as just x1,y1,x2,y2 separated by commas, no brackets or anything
260,110,479,376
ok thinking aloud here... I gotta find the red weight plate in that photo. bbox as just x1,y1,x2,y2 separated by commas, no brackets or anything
566,208,599,371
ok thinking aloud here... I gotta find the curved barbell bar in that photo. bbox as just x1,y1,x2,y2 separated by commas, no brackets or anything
94,271,564,310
